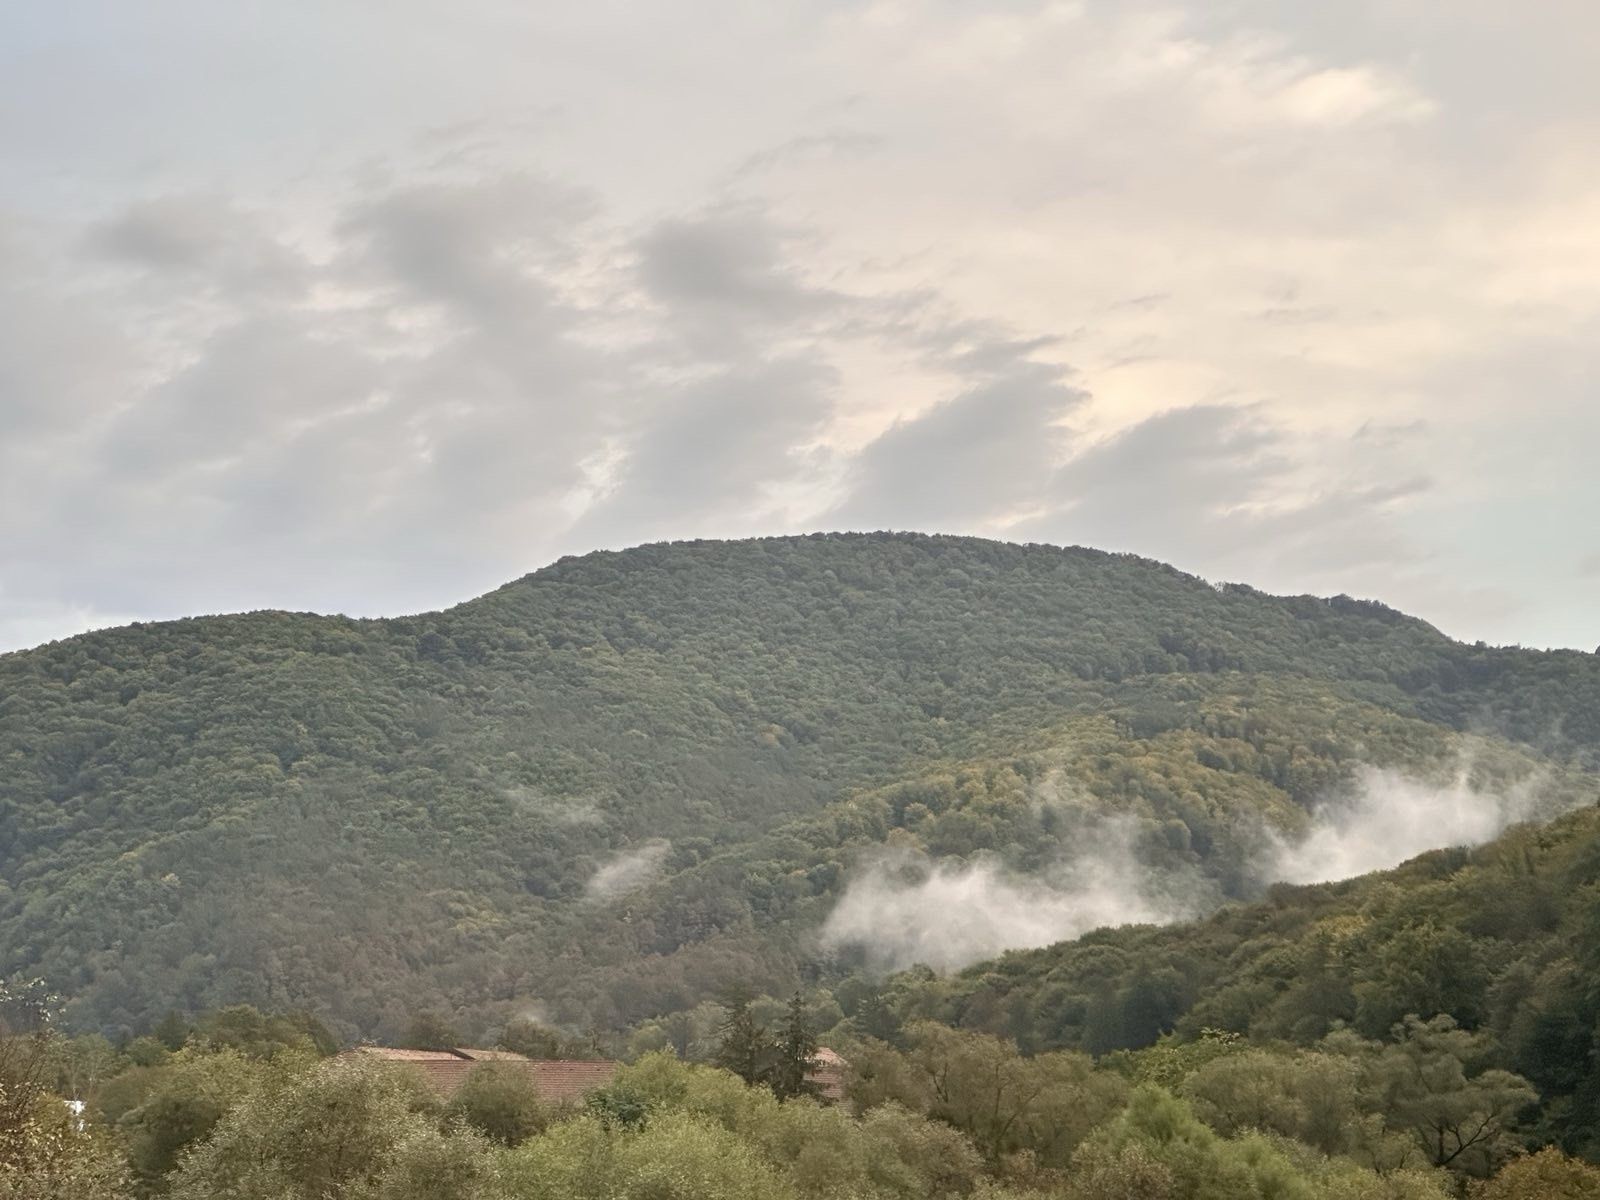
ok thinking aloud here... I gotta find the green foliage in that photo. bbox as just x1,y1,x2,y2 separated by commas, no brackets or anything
401,1012,462,1052
165,1055,441,1200
9,535,1600,1194
8,1023,1554,1200
495,1018,563,1059
1073,1085,1453,1200
848,1021,1128,1167
503,1110,797,1200
884,803,1600,1161
111,1046,300,1191
712,996,771,1087
444,1062,552,1146
4,534,1598,1040
1470,1148,1600,1199
769,993,822,1102
0,1098,128,1200
1339,1015,1538,1176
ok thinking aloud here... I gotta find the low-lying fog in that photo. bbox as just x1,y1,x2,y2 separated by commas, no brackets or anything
820,762,1556,973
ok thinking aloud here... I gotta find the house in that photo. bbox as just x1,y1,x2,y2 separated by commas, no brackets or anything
348,1045,618,1104
808,1047,847,1102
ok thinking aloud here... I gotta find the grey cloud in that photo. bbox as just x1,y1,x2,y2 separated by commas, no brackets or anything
103,316,383,476
5,0,1598,651
84,196,310,302
830,337,1085,531
345,174,597,325
574,356,837,545
572,206,874,544
634,209,844,338
2,175,620,632
730,130,885,180
0,237,140,439
1030,404,1427,581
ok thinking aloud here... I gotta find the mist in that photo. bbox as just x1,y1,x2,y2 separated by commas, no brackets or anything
819,822,1205,973
585,839,671,902
819,761,1559,974
1262,763,1548,885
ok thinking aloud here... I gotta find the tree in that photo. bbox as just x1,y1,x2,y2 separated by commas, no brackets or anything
191,1005,336,1059
1,978,59,1174
1336,1015,1538,1176
118,1047,277,1189
1471,1148,1600,1199
167,1055,442,1200
713,996,772,1087
0,978,128,1200
445,1063,552,1145
152,1013,190,1052
44,1034,121,1105
853,1022,1125,1167
372,1123,501,1200
1072,1085,1453,1200
769,994,821,1102
402,1012,462,1052
497,1018,563,1060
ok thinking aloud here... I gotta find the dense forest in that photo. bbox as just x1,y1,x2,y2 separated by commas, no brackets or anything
7,533,1600,1196
4,533,1599,1040
8,963,1600,1199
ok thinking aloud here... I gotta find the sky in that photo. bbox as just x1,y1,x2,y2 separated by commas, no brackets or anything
2,1,1598,653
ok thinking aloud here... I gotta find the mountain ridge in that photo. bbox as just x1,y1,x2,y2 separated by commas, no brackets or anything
3,532,1597,1040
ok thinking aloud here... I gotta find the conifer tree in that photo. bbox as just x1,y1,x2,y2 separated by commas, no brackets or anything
770,993,822,1102
713,994,771,1087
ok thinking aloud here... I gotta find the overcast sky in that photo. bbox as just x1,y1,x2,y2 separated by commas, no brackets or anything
3,1,1597,653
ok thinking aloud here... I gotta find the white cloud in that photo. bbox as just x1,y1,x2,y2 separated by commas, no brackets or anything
1264,764,1553,885
586,841,672,902
819,826,1202,973
1,1,1598,650
820,759,1572,973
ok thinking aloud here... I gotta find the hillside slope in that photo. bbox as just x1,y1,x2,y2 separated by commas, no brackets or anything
2,533,1597,1037
874,801,1600,1155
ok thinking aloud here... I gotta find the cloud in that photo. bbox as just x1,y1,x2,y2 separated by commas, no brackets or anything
820,755,1575,973
819,822,1204,973
1024,403,1431,588
730,130,886,181
85,195,308,299
586,840,672,902
572,356,839,545
634,209,845,340
3,2,1600,651
1262,763,1554,885
829,334,1086,531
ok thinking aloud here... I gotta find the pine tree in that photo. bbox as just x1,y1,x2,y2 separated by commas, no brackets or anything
770,993,821,1102
713,994,772,1086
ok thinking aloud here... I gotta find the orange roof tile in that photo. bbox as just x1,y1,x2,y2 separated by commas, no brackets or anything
453,1047,531,1061
360,1055,618,1103
349,1047,466,1062
527,1060,619,1104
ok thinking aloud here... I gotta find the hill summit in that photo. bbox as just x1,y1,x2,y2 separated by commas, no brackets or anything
3,533,1597,1038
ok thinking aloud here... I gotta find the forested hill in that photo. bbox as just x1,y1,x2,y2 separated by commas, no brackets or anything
3,532,1598,1039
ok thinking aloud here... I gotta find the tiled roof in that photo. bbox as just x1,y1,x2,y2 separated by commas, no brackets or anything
345,1050,618,1103
351,1047,468,1062
453,1047,531,1061
526,1060,620,1103
808,1046,847,1102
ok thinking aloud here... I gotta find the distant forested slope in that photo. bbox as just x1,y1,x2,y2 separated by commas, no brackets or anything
856,800,1600,1157
2,533,1597,1038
